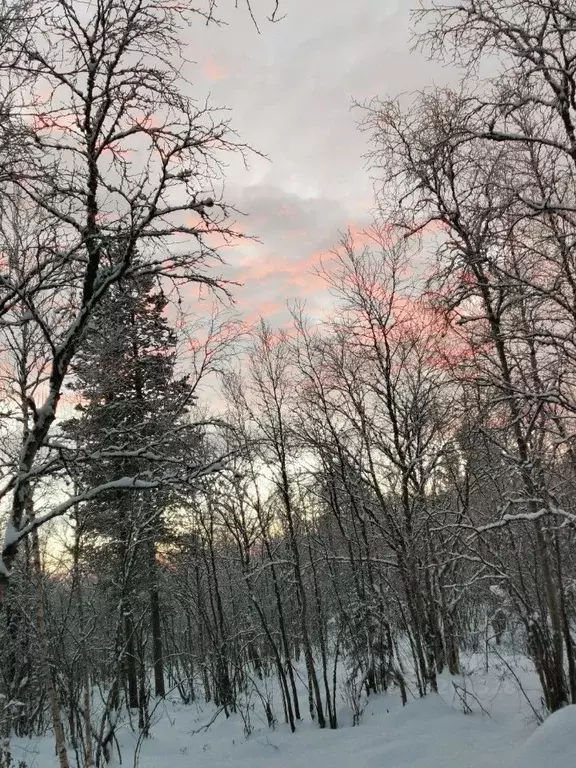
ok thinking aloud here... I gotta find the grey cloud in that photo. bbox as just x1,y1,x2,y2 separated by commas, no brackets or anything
179,1,458,320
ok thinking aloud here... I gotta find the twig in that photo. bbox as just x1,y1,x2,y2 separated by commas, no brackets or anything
188,705,225,736
490,645,544,724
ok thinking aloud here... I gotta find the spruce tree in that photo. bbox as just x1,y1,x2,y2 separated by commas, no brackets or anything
63,269,193,705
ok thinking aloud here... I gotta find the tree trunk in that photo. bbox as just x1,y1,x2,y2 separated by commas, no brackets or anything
148,538,165,698
124,611,140,710
31,528,70,768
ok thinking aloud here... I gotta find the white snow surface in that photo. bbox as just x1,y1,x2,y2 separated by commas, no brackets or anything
11,657,576,768
509,704,576,768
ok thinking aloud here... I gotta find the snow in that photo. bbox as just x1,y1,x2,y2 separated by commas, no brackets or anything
9,654,576,768
0,520,19,575
508,705,576,768
2,519,19,550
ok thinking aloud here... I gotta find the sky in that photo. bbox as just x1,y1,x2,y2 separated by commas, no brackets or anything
7,0,461,559
182,0,455,326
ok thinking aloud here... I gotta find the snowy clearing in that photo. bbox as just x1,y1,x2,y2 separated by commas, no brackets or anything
12,657,574,768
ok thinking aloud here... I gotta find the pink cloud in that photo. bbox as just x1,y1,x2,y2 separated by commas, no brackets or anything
242,301,284,326
235,245,327,284
202,55,228,82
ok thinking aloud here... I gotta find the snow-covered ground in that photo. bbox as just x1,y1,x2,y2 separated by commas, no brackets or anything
510,704,576,768
10,653,575,768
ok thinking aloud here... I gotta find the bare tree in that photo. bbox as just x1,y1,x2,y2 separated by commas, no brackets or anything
0,0,248,599
362,0,576,711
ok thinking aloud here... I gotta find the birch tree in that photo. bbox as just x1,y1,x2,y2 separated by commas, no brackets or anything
363,0,576,710
0,0,248,601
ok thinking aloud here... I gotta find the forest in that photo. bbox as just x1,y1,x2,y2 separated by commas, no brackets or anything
1,1,576,767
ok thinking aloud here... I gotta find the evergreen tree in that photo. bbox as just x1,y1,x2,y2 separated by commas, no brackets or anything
63,269,194,706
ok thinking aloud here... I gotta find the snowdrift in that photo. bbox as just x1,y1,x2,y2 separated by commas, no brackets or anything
509,705,576,768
